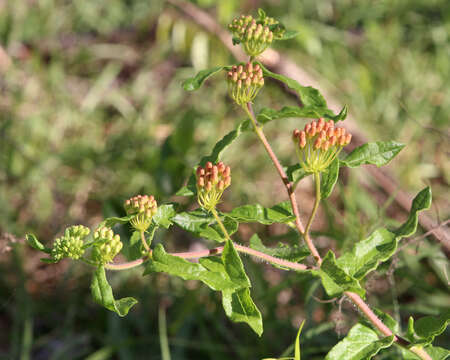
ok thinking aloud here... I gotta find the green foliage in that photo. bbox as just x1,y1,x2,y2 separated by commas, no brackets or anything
182,66,229,91
249,234,310,264
256,104,347,124
316,251,365,298
145,240,262,335
172,210,238,242
90,266,138,317
341,141,405,168
25,234,51,254
325,323,394,360
320,159,340,199
227,201,295,224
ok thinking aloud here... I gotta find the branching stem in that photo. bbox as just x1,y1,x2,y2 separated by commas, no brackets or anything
140,230,150,252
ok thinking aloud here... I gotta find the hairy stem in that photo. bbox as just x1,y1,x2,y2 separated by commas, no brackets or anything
104,243,309,272
243,102,322,264
242,104,431,358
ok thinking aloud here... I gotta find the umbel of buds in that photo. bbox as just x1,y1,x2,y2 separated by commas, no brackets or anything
227,62,264,106
195,161,231,211
124,195,157,232
92,226,123,265
51,225,90,261
228,14,284,56
292,118,352,173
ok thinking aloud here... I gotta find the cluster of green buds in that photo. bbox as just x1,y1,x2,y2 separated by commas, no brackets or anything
92,226,123,265
196,161,231,211
229,13,284,56
227,62,264,106
124,195,157,231
51,225,90,261
292,118,352,173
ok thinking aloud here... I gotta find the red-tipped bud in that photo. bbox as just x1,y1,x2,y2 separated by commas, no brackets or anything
299,131,307,148
293,129,300,139
218,180,224,190
322,141,331,151
224,166,231,177
338,135,347,146
329,135,337,146
345,134,352,145
224,176,231,187
314,137,322,150
317,118,325,131
206,181,212,191
197,177,205,187
206,161,213,169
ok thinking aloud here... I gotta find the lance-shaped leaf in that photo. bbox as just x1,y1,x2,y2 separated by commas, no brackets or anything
335,187,431,280
340,141,405,168
26,234,52,254
258,62,328,109
222,288,263,336
172,210,238,242
176,122,246,197
227,201,295,225
249,234,309,263
153,203,177,229
337,228,397,280
91,266,138,317
121,231,143,261
99,216,132,228
395,186,432,239
320,159,340,199
182,66,229,91
256,105,347,125
144,244,239,291
316,251,365,298
325,323,394,360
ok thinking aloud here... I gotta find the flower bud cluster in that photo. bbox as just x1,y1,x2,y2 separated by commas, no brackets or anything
227,62,264,106
51,225,90,261
229,14,284,56
292,118,352,173
124,195,157,231
195,161,231,211
92,226,123,264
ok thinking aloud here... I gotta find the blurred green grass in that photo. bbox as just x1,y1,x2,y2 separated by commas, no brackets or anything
0,0,448,359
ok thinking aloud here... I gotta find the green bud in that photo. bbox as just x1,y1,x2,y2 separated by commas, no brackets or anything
92,226,123,265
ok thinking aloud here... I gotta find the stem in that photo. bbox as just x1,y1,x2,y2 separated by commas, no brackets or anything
211,208,232,241
305,172,321,235
242,103,431,358
103,243,308,272
141,230,150,252
243,102,322,264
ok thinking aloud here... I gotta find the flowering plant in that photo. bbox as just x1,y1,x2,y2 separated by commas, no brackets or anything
27,9,447,360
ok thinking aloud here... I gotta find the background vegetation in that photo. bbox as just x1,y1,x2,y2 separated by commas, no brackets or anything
0,0,448,359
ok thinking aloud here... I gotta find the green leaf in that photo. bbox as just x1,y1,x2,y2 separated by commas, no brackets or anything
182,66,226,91
337,228,397,280
227,201,295,225
395,187,432,239
279,30,301,40
414,310,450,343
222,287,263,336
325,323,394,360
320,159,339,199
90,266,138,317
99,216,132,228
256,105,347,124
249,234,310,264
145,244,237,290
295,320,305,360
286,164,310,184
220,239,251,288
316,251,365,298
26,234,51,254
153,203,177,228
172,210,238,242
175,123,246,197
121,231,143,261
258,62,328,109
341,141,405,168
